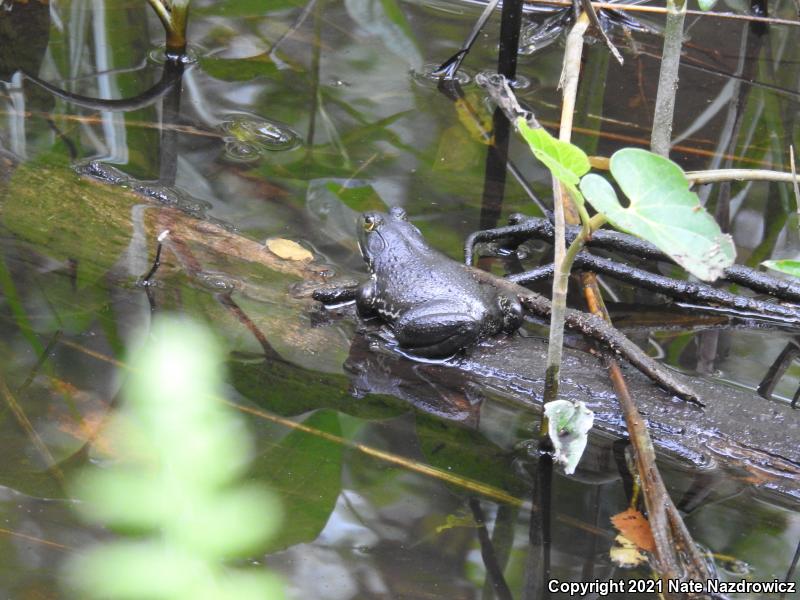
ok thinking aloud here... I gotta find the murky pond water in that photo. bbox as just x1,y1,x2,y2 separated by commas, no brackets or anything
1,0,800,597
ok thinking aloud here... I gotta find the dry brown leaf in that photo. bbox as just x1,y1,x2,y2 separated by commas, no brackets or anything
610,507,656,552
265,238,313,262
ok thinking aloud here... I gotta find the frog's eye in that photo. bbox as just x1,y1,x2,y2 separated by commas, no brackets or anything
362,214,382,232
389,206,407,221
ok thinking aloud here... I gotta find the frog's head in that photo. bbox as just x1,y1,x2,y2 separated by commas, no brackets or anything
357,207,424,271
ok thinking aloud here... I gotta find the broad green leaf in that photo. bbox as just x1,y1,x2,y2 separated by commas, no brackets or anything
697,0,718,10
251,409,344,551
544,400,594,475
228,359,405,420
580,148,735,281
762,259,800,278
194,0,304,16
324,181,386,213
199,56,282,82
417,415,525,495
517,117,590,206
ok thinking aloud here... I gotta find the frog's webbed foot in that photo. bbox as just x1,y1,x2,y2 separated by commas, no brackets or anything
394,304,483,359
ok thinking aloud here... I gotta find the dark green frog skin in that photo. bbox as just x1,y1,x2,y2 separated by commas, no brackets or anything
355,207,523,357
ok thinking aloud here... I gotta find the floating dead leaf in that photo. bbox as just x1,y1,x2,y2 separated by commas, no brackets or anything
610,534,648,568
611,507,656,552
265,238,313,262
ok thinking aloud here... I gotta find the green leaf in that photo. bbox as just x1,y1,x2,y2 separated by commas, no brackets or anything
324,181,386,213
416,415,525,495
251,410,344,551
544,400,594,475
198,56,283,82
762,259,800,278
193,0,304,16
580,148,735,281
697,0,718,10
517,118,590,206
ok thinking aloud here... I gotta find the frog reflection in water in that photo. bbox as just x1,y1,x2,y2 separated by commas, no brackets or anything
354,207,523,358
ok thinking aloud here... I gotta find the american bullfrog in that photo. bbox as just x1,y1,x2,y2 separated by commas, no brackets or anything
314,207,701,401
352,207,524,358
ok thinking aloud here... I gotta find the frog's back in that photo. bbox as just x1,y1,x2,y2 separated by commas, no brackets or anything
375,244,497,315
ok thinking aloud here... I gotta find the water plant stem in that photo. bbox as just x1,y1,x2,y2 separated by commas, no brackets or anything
543,13,590,405
651,0,686,157
543,0,713,586
146,0,191,55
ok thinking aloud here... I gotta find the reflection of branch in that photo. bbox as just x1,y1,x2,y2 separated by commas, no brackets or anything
469,498,513,600
0,373,67,493
22,62,183,112
216,293,284,362
784,537,800,597
266,0,318,59
433,0,501,79
523,454,552,600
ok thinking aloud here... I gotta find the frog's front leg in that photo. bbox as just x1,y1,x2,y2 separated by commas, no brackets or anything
393,300,482,358
313,284,358,305
355,277,380,318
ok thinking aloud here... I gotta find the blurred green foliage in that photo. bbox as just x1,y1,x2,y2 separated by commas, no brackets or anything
62,317,284,600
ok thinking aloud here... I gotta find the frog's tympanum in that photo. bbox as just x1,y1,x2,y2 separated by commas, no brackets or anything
354,207,523,357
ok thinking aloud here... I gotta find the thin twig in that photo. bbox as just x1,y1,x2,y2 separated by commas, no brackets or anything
0,374,67,492
790,146,800,213
469,498,514,600
686,167,800,185
527,0,800,27
580,0,624,65
23,68,182,112
650,0,686,157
